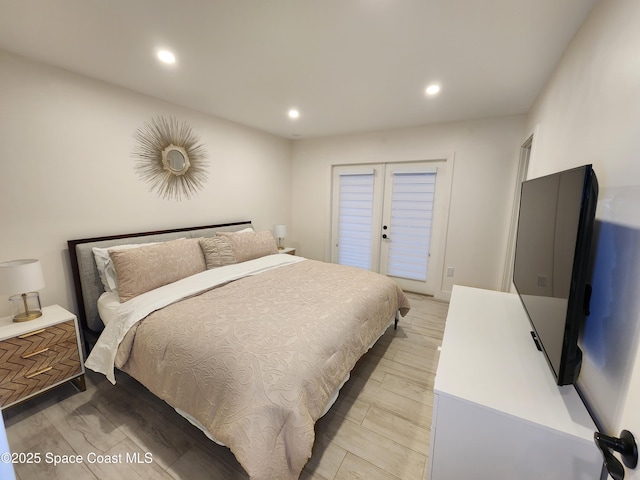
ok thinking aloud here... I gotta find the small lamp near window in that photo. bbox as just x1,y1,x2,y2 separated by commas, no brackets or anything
273,224,287,250
0,259,46,322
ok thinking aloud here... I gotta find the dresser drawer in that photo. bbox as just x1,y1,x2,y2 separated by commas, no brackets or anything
0,319,82,407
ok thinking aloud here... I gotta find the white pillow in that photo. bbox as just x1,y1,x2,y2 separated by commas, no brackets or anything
92,242,158,293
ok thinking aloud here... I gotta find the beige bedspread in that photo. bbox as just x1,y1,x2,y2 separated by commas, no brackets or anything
115,259,410,480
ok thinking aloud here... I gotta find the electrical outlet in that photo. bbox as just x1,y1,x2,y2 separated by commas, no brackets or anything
447,267,455,277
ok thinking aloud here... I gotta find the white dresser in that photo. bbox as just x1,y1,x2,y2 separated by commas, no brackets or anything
427,285,602,479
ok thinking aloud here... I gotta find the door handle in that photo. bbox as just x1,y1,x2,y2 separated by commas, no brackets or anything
594,430,638,480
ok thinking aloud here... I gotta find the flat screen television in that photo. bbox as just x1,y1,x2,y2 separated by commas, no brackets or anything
513,164,598,386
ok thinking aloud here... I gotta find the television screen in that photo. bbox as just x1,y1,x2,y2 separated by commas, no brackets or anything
513,164,598,385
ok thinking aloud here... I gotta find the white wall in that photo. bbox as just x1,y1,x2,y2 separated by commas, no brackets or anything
290,116,526,298
525,0,640,445
0,50,292,318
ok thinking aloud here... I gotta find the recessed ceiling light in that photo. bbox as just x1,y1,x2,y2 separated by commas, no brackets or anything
157,50,176,64
288,109,300,119
425,84,440,96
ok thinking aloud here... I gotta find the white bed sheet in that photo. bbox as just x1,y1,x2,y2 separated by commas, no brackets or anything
97,291,121,326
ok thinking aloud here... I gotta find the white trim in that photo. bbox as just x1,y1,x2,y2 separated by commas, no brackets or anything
389,165,437,175
338,168,375,175
501,127,536,292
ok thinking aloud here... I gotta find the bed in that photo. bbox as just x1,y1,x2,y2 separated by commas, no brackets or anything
67,221,410,480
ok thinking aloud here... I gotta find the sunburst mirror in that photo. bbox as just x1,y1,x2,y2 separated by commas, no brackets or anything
132,115,209,201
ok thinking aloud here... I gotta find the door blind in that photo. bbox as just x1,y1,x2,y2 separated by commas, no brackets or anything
337,172,375,270
387,171,436,281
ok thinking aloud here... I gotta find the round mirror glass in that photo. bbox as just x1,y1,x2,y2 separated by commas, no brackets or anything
166,149,186,171
161,145,190,175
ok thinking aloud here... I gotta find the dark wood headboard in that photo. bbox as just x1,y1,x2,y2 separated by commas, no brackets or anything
67,221,252,354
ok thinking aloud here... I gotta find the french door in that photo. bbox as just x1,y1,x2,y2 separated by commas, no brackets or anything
331,161,448,295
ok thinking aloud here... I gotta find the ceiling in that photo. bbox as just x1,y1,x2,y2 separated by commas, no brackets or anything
0,0,599,139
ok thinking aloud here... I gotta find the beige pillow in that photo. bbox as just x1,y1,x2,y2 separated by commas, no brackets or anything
92,241,159,294
109,238,206,302
199,236,237,269
216,230,278,263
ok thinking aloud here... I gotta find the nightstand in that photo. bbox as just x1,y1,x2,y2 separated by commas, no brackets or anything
0,305,85,410
278,247,296,255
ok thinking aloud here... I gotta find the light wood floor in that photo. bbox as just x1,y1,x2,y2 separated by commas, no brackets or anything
3,292,447,480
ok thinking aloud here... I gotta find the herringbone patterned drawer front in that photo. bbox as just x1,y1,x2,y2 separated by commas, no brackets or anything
0,320,81,407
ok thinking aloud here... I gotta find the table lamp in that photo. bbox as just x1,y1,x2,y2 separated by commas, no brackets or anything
273,224,287,250
0,259,46,322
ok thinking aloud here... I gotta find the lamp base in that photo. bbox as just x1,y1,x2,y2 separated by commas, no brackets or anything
13,310,43,322
9,292,43,323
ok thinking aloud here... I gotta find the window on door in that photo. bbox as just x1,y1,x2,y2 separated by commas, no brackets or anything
335,170,376,270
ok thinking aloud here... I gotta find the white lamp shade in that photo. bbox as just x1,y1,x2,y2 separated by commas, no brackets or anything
0,259,46,295
273,224,287,238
